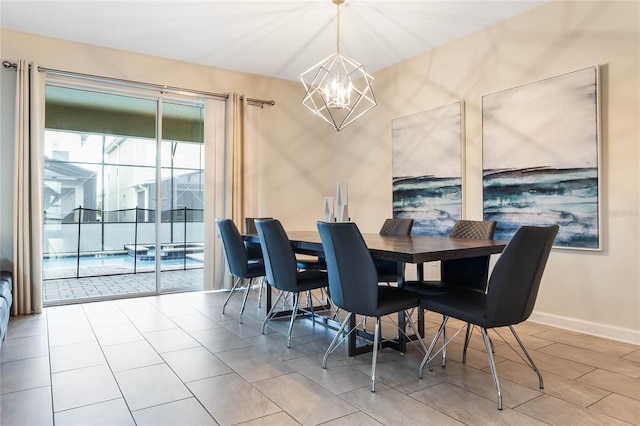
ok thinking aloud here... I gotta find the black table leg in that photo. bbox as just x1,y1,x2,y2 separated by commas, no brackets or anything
417,262,425,337
397,262,407,352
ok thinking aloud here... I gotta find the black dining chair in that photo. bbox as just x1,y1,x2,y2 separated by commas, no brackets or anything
317,220,427,392
255,219,329,348
417,224,559,410
245,217,273,308
403,219,496,364
374,218,414,284
244,217,271,236
216,218,266,323
360,218,415,331
247,216,325,272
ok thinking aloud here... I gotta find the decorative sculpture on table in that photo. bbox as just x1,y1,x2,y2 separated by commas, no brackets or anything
336,181,349,222
324,197,335,222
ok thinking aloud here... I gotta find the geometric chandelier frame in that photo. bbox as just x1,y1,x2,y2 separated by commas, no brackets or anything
300,0,376,131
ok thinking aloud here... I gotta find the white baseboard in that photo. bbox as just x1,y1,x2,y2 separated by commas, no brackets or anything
529,311,640,346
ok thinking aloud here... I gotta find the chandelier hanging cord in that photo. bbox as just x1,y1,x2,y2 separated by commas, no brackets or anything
335,0,343,54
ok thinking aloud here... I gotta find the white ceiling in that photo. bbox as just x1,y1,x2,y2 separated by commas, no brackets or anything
1,0,546,82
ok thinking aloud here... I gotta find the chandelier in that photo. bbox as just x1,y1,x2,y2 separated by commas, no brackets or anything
300,0,376,131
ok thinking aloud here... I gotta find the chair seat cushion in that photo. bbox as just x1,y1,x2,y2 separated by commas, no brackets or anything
422,289,493,327
295,270,329,291
246,259,266,278
245,241,263,259
363,286,421,318
296,256,326,271
402,280,449,297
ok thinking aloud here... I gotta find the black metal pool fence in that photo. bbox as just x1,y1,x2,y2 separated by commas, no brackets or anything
44,206,204,279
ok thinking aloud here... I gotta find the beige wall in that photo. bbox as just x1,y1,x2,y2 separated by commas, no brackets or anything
1,0,638,343
333,0,640,343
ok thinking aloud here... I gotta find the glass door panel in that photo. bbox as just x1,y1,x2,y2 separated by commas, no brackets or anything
43,83,208,304
43,85,160,302
159,101,205,292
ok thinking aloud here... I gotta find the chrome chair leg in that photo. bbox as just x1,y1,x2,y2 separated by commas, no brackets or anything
462,323,472,363
257,277,265,309
282,291,293,309
287,293,301,348
482,327,502,410
323,288,340,321
261,290,285,334
464,324,494,359
404,310,429,355
239,277,253,323
222,277,242,314
323,312,352,368
419,316,449,378
307,290,314,317
370,317,381,392
442,314,447,367
509,325,544,389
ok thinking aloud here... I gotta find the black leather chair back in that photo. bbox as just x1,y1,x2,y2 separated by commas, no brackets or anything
441,220,497,290
255,219,299,292
216,218,251,278
317,221,378,314
379,218,413,236
245,217,273,235
485,225,558,327
375,218,414,279
244,217,272,259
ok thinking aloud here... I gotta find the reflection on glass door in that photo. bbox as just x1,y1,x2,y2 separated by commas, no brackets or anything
159,101,205,292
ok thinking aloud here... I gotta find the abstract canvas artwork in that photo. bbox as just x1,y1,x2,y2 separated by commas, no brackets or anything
392,102,463,237
482,66,601,250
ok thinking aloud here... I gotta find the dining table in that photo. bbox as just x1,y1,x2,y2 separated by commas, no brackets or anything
244,229,507,356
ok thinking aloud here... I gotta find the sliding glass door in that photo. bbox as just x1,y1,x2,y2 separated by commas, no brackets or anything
42,81,205,303
159,101,205,292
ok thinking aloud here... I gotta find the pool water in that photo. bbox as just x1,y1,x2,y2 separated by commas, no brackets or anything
44,254,202,270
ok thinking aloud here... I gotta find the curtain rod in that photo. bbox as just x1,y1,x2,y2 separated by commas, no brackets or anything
2,60,275,107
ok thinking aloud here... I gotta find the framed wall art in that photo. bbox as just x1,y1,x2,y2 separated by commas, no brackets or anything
482,65,601,250
392,102,464,237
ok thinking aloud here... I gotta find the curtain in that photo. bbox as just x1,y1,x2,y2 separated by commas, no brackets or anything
243,99,262,220
226,93,247,226
12,61,45,315
207,93,262,290
219,93,246,289
203,98,227,291
217,94,250,289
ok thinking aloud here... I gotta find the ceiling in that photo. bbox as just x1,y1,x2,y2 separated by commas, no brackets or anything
1,1,546,82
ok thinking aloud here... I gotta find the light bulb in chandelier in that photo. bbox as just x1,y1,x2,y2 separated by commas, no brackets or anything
323,78,353,109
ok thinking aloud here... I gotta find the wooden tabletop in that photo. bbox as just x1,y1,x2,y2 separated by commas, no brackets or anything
245,230,507,264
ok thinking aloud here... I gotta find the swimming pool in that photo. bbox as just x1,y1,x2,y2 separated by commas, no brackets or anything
43,253,202,280
44,254,201,268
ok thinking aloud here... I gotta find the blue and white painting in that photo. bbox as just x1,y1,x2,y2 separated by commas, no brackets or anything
482,66,600,249
392,102,463,237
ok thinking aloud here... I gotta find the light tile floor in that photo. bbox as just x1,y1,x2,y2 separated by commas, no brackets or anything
1,288,639,426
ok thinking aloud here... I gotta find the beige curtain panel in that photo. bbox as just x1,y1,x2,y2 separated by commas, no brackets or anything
12,60,45,315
